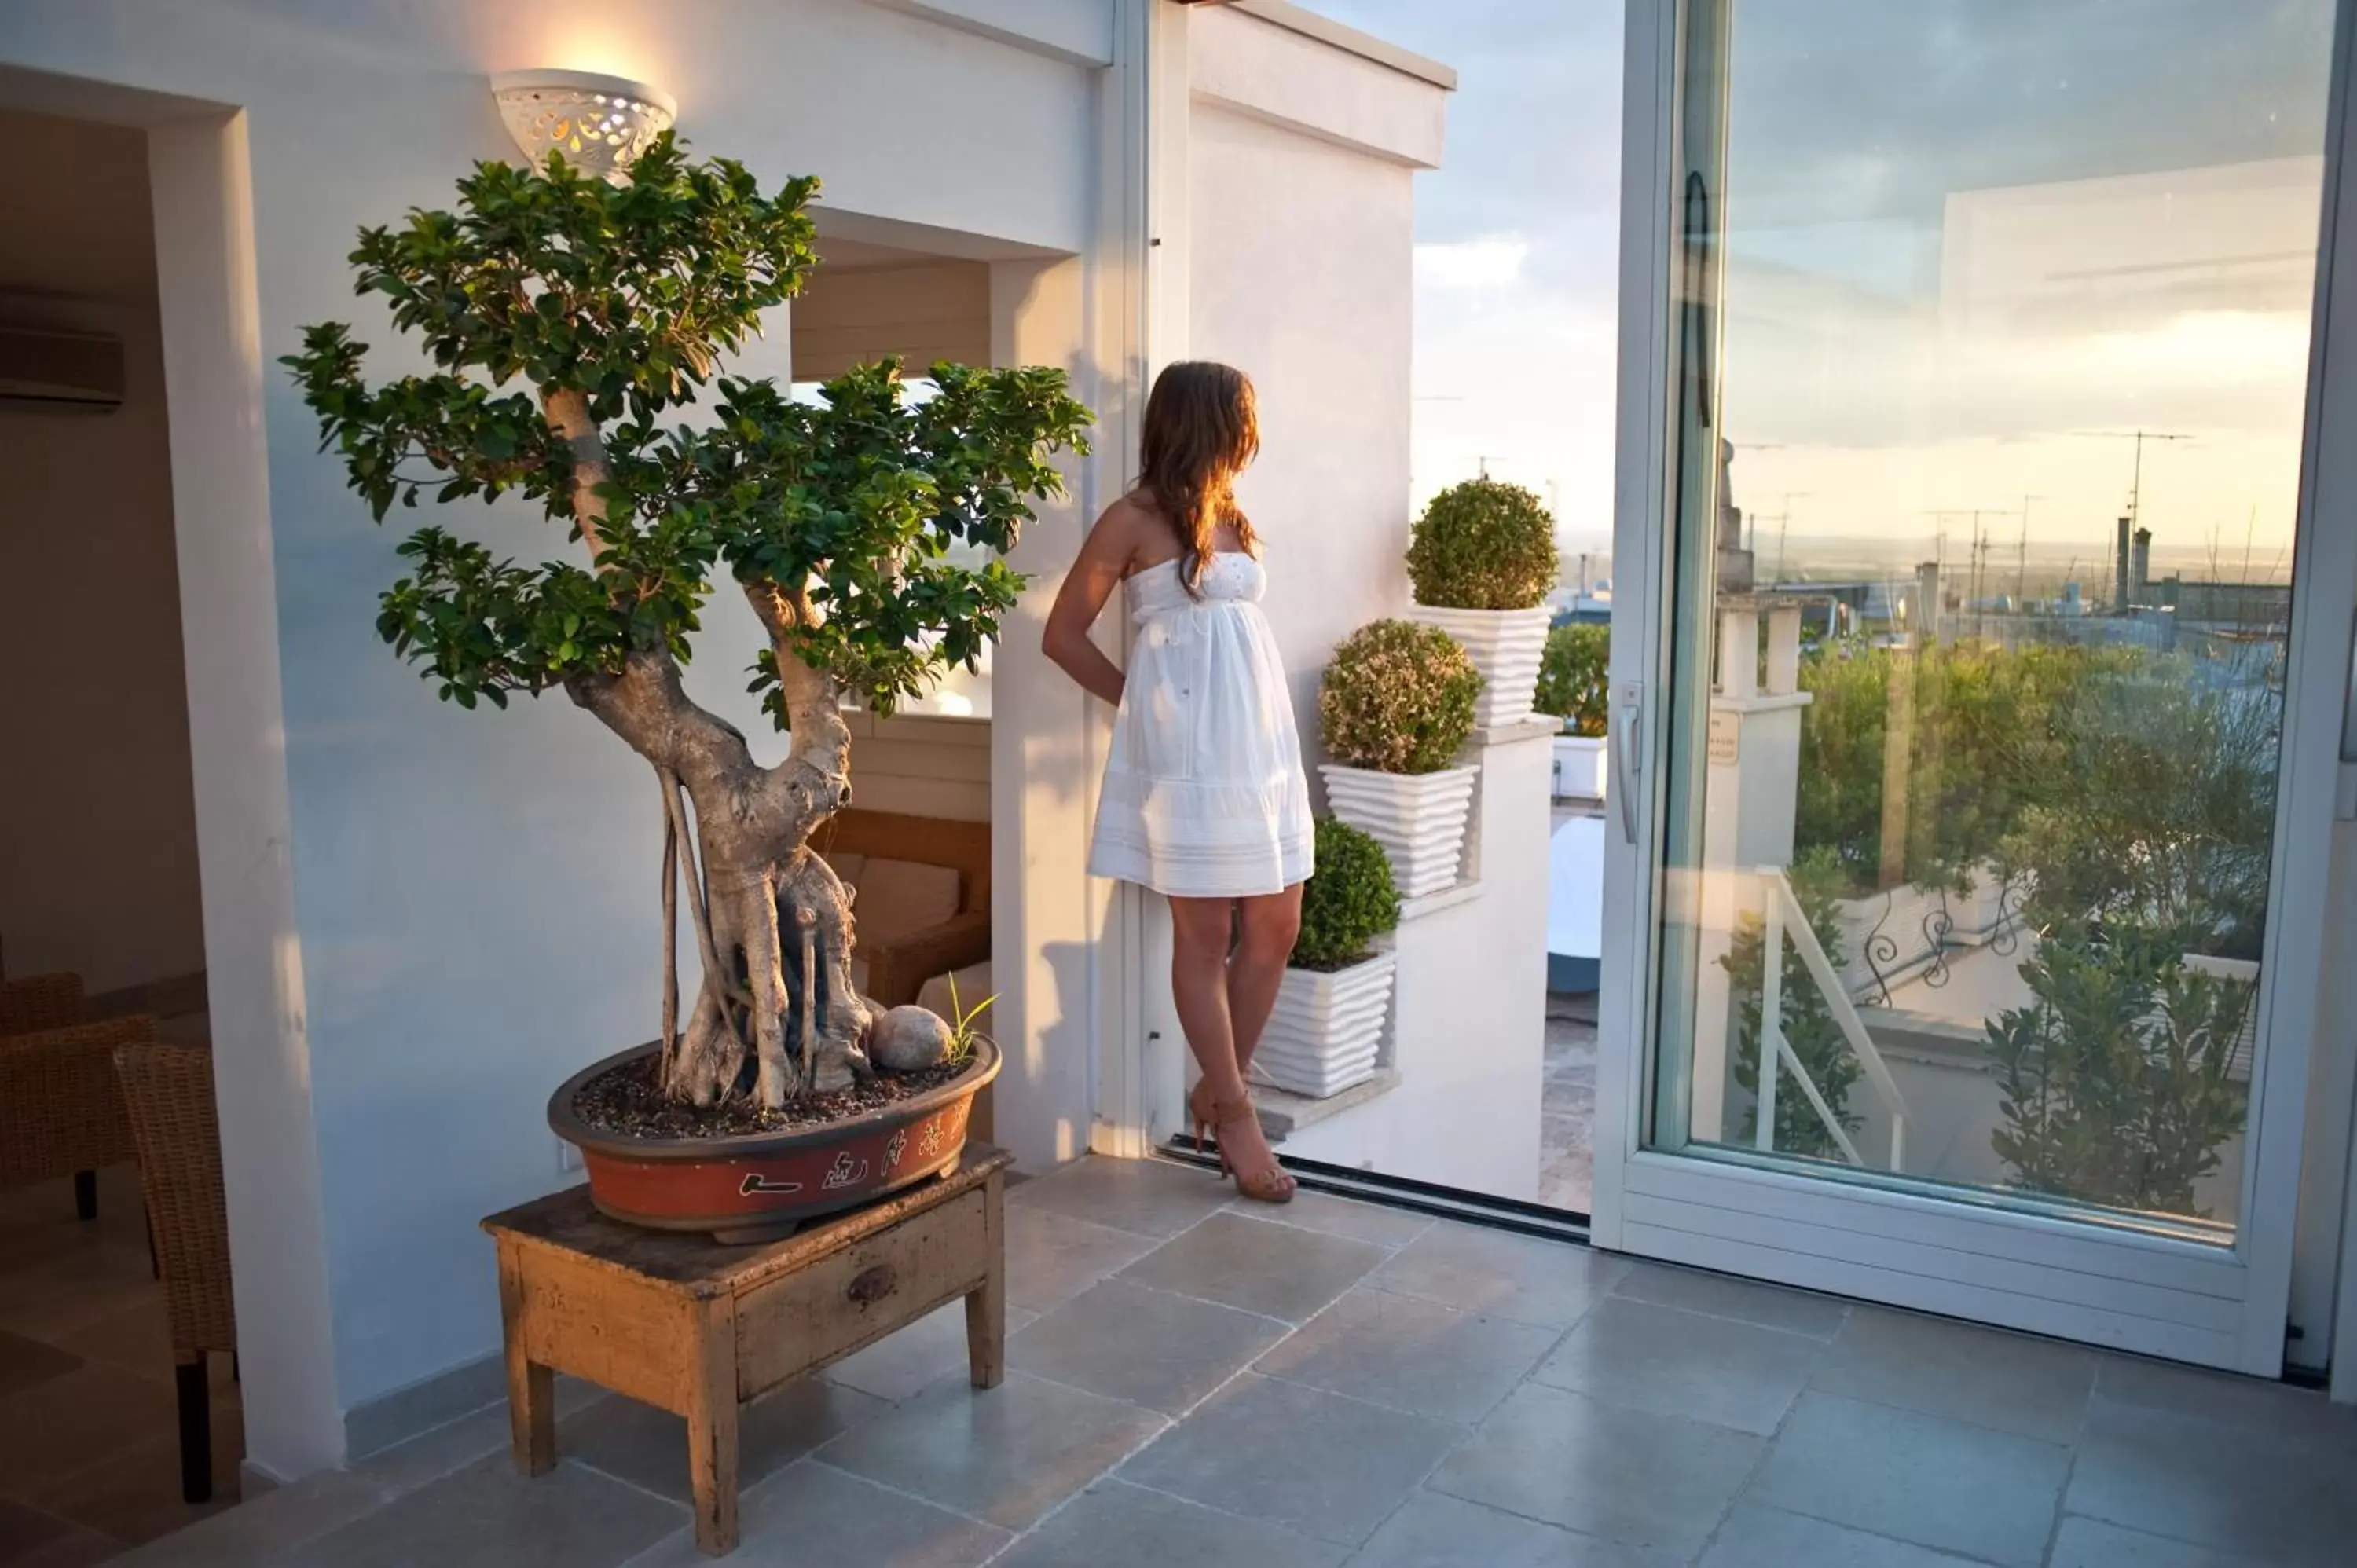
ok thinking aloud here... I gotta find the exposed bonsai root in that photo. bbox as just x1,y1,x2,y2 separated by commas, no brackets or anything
649,764,874,1111
658,775,680,1083
742,871,797,1106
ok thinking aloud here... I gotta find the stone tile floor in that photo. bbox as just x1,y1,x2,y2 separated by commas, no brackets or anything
0,1167,245,1567
74,1155,2357,1568
1538,991,1597,1214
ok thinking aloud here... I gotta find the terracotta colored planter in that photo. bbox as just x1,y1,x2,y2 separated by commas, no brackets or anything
548,1037,1001,1241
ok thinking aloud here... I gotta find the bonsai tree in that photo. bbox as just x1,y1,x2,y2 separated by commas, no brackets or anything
1319,620,1483,773
1534,622,1609,738
1406,478,1560,610
285,137,1091,1112
1292,819,1400,970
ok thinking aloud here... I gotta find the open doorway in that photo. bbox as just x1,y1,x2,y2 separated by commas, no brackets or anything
0,104,240,1552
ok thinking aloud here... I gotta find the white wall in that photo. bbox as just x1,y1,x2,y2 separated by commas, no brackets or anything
0,110,206,995
849,714,992,822
1281,730,1554,1199
989,253,1104,1171
0,0,1113,1470
1188,98,1422,740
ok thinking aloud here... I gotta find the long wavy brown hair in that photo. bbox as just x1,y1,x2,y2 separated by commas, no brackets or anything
1133,361,1261,596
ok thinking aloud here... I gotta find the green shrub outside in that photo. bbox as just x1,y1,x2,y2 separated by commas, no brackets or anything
1534,623,1609,737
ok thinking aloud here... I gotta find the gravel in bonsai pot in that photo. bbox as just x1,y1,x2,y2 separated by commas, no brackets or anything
1317,619,1483,899
1537,621,1610,799
286,138,1091,1229
1257,819,1403,1098
1404,478,1561,728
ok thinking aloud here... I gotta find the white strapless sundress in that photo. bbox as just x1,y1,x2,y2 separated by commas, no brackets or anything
1087,551,1316,899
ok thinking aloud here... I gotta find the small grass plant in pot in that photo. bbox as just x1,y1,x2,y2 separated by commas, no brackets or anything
1405,478,1562,728
1256,819,1402,1099
1537,621,1611,800
1317,619,1483,899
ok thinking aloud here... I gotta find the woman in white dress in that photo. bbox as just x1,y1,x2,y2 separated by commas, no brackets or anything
1043,362,1314,1203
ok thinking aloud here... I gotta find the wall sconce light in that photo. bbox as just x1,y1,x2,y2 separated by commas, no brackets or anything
490,69,676,182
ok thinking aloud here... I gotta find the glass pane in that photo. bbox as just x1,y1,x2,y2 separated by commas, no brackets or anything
1648,0,2335,1240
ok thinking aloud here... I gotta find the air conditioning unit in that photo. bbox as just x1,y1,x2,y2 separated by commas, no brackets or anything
0,325,124,412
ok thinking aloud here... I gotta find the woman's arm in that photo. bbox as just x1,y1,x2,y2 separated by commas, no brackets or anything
1042,500,1140,706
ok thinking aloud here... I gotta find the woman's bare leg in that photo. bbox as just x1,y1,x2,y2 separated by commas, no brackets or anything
1228,885,1305,1087
1170,895,1292,1195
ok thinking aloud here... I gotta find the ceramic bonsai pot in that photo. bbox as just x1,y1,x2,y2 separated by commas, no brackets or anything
1406,603,1552,729
1257,951,1395,1098
549,1035,1001,1241
1318,762,1479,899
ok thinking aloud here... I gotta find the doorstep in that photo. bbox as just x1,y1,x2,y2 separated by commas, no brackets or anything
1249,1068,1401,1142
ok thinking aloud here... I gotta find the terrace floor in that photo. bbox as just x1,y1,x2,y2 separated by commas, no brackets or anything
83,1154,2357,1568
1538,991,1597,1214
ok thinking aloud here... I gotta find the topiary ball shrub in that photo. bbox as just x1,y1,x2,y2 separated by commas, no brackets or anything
1406,478,1560,611
1292,818,1401,970
1535,622,1610,738
1319,619,1483,774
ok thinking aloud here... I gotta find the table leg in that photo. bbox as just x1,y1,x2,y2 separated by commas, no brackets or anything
687,1297,740,1556
966,1170,1006,1390
497,1244,555,1476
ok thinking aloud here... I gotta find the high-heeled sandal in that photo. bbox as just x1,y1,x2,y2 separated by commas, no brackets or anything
1204,1092,1295,1204
1187,1079,1219,1153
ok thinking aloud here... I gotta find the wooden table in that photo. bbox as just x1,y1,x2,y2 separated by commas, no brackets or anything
482,1142,1011,1556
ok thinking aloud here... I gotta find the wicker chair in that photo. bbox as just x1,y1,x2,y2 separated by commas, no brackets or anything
0,971,84,1035
0,1013,150,1221
113,1042,236,1504
811,809,992,1008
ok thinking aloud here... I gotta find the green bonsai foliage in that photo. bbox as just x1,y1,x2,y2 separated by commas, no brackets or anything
1721,849,1864,1160
282,137,1092,1111
1986,922,2253,1216
1406,478,1560,610
284,138,1089,721
1318,620,1483,774
1534,622,1609,738
1292,819,1401,969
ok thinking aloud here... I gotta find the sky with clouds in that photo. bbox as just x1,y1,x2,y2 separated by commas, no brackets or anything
1303,0,2334,576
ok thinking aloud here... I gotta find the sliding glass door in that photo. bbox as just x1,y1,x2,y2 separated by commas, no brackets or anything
1596,0,2357,1371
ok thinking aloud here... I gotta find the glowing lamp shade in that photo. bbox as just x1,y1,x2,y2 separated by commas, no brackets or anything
490,69,676,181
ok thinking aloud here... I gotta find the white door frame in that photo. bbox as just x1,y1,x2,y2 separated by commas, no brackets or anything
1596,0,2357,1377
1090,0,1187,1159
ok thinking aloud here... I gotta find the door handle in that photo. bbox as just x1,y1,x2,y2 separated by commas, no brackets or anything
2337,610,2357,820
1615,687,1643,844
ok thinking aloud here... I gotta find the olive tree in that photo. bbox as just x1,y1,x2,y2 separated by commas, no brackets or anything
286,137,1091,1111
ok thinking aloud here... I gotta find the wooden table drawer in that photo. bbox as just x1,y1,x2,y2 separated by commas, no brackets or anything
734,1187,990,1398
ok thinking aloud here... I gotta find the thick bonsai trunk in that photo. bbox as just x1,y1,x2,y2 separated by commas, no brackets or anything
548,386,872,1112
661,800,872,1108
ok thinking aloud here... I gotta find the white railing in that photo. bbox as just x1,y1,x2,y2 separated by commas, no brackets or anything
1755,867,1913,1171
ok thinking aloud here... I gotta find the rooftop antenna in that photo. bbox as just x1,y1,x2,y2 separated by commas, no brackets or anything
1775,491,1809,587
2070,429,2192,531
2014,494,2046,605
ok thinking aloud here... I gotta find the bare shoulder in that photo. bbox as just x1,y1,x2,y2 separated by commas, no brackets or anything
1084,493,1161,566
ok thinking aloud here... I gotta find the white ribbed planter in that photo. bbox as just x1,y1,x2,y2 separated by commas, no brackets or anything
1255,951,1396,1098
1318,763,1479,899
1552,735,1607,800
1406,603,1552,728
